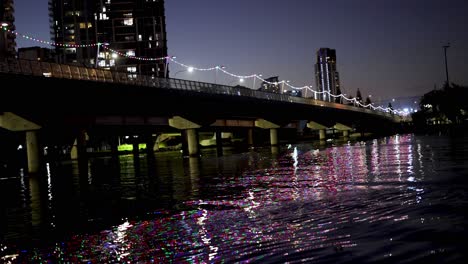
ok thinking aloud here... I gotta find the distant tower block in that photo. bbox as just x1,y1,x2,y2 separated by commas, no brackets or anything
314,48,341,102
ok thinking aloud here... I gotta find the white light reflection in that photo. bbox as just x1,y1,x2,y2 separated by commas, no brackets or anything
197,209,218,261
292,147,298,173
371,139,380,179
46,163,56,228
113,220,132,262
406,143,414,175
417,144,425,178
393,136,402,181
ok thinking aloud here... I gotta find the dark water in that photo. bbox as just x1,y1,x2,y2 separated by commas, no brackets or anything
0,134,467,263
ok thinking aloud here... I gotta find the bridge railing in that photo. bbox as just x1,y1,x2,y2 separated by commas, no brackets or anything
0,59,396,119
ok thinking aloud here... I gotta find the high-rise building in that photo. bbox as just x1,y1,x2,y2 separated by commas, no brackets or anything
49,0,168,77
0,0,16,61
314,48,341,102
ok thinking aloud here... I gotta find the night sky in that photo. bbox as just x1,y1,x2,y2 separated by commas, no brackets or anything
13,0,468,101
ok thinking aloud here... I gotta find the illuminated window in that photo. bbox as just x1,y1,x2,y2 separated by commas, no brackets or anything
127,67,137,73
79,23,92,29
126,50,135,57
123,18,133,26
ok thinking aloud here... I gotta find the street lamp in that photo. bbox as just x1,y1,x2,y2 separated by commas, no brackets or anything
215,65,225,85
443,43,450,87
173,68,193,79
165,56,176,78
228,78,244,86
281,80,290,94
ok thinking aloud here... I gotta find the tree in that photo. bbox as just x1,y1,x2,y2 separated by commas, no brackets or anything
416,83,468,124
335,86,342,103
365,96,372,105
356,88,363,106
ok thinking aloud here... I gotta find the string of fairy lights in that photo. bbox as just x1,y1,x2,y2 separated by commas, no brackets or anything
4,28,401,114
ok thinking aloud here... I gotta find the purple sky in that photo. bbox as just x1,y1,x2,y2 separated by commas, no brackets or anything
14,0,468,101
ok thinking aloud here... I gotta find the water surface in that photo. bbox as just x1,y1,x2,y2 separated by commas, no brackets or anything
0,134,467,263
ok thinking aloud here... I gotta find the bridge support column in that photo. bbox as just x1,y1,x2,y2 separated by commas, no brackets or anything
319,129,326,140
215,130,223,156
76,129,88,176
26,131,40,173
307,121,328,141
186,129,199,157
343,130,349,138
169,116,201,157
144,134,156,173
110,136,119,158
132,139,141,175
270,128,278,146
255,119,280,146
247,128,254,146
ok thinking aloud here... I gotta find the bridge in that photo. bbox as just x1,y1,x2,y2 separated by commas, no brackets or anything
0,59,402,173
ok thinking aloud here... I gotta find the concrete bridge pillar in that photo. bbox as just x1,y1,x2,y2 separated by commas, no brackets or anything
0,112,41,173
255,119,280,146
132,139,140,174
76,129,88,176
186,129,199,157
247,128,254,146
169,116,201,157
319,129,326,140
110,136,119,158
343,130,349,138
333,123,352,139
215,130,223,156
270,128,278,146
26,131,40,173
307,121,328,141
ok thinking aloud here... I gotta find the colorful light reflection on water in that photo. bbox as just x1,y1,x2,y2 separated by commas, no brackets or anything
1,134,467,263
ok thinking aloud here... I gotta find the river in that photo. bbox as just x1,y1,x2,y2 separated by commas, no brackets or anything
0,133,467,263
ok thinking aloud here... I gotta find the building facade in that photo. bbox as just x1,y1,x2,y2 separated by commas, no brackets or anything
314,48,341,102
49,0,168,77
0,0,16,61
258,76,280,93
18,46,54,62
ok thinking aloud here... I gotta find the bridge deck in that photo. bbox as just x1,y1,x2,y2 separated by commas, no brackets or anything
0,59,397,121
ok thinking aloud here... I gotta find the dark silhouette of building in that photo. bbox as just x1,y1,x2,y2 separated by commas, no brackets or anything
0,0,16,61
49,0,168,77
315,48,341,102
18,46,54,62
258,76,280,93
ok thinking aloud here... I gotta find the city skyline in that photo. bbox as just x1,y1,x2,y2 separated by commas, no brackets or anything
12,0,468,100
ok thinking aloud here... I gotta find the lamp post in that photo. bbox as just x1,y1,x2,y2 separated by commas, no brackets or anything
281,80,290,94
252,74,262,90
165,56,177,78
228,78,244,86
443,43,450,87
215,66,225,85
173,67,193,79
